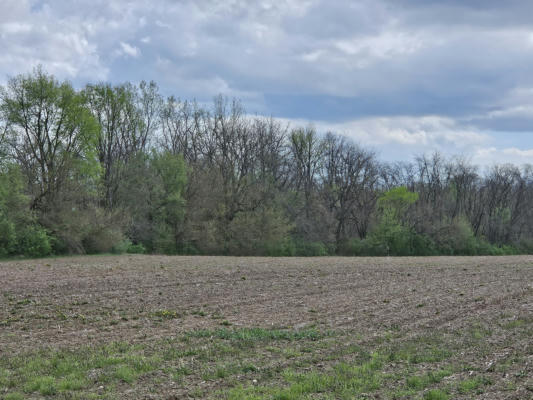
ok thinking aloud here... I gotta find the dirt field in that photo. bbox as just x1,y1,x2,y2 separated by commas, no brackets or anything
0,255,532,399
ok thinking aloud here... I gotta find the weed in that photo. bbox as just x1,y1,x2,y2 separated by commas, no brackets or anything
115,366,136,383
458,376,491,394
191,310,207,317
23,376,57,395
423,389,449,400
503,319,526,329
153,309,181,319
4,393,24,400
187,327,324,342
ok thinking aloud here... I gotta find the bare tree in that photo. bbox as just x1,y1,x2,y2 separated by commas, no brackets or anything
321,133,378,243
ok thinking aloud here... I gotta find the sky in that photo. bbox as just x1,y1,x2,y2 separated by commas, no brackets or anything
1,0,533,166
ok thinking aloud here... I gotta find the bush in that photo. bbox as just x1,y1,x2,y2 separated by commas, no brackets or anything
517,238,533,254
294,240,329,256
111,239,146,254
151,226,177,254
339,229,437,257
83,227,124,254
410,233,438,256
264,238,296,256
175,242,199,255
222,207,294,256
16,226,52,257
112,239,131,254
429,218,517,256
433,218,477,255
127,242,146,254
0,218,16,257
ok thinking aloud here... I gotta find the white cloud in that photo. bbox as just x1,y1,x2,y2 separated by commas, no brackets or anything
473,147,533,166
273,114,503,164
0,0,108,81
299,116,488,148
334,31,424,61
0,22,32,34
119,41,140,58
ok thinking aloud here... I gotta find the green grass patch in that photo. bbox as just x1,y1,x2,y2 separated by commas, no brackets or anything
387,342,451,364
226,352,386,399
458,376,492,394
405,367,453,390
115,365,136,383
0,322,513,399
423,389,449,400
1,342,161,397
4,393,25,400
23,375,57,395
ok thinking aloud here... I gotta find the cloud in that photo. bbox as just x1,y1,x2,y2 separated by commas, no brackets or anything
0,0,108,82
319,116,486,147
278,115,490,162
473,147,533,167
1,0,533,164
119,41,140,58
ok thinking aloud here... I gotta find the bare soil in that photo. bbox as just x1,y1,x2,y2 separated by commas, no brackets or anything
0,255,532,399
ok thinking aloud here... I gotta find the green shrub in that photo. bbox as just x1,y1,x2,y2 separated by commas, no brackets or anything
111,239,147,255
516,238,533,254
112,239,131,254
176,242,199,255
0,218,16,257
223,207,294,256
431,218,518,256
294,240,329,256
337,238,376,256
83,226,124,254
264,238,296,256
338,232,436,257
49,235,69,255
127,243,146,254
16,226,52,257
410,233,438,256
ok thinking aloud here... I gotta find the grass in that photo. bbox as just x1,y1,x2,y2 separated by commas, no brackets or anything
1,317,530,398
405,368,453,390
0,327,330,398
458,376,492,394
1,342,162,397
3,393,25,400
152,309,181,319
423,389,449,400
0,321,520,399
226,352,386,399
114,365,136,383
23,375,57,395
186,327,326,342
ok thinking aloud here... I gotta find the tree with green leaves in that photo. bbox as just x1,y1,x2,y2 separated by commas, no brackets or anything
371,187,422,256
151,151,187,252
0,66,99,211
377,186,419,226
0,164,51,257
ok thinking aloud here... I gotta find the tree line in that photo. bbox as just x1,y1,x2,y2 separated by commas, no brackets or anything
1,67,532,258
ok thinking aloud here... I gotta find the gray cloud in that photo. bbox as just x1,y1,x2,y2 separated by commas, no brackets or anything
1,0,533,163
